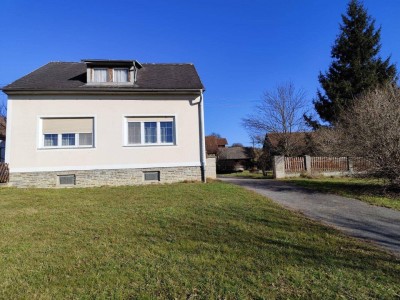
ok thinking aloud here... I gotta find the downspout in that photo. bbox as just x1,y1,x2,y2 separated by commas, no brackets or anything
132,60,143,83
4,96,11,179
199,90,206,182
131,63,137,83
133,64,138,83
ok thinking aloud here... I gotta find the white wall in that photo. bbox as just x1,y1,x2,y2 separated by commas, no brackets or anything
7,94,202,172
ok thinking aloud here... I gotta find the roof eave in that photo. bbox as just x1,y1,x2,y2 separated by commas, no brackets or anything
2,88,204,96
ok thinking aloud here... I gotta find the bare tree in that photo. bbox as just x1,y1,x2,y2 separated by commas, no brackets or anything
242,82,307,157
208,132,221,138
315,84,400,188
309,127,344,156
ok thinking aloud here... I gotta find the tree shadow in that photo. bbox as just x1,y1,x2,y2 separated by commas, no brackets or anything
292,178,400,199
140,209,400,278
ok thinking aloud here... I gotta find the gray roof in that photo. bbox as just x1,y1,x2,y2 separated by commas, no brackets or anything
2,62,204,93
218,147,252,160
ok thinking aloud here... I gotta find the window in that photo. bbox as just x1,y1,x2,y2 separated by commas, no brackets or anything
114,68,129,82
143,171,160,181
126,117,175,146
128,122,141,144
41,118,94,148
79,133,93,146
144,122,157,144
44,134,58,147
62,133,75,146
58,175,76,185
160,122,174,143
90,67,131,84
93,68,108,82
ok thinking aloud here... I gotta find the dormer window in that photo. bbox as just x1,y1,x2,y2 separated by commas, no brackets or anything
113,68,129,82
83,59,143,84
93,68,108,83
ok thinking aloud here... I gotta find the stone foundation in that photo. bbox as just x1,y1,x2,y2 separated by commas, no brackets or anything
9,166,202,188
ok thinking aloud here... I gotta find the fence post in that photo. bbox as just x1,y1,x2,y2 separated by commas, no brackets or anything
304,155,311,175
347,157,354,174
273,156,285,179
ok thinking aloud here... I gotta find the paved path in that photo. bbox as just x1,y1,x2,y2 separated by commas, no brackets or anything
220,177,400,257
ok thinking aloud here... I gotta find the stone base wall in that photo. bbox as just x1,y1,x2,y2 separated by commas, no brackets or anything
9,166,202,188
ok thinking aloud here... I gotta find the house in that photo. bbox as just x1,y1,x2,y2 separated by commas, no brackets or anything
2,59,207,187
217,146,253,173
0,116,5,162
205,135,228,155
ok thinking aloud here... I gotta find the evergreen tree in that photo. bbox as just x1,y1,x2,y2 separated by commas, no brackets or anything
306,0,397,128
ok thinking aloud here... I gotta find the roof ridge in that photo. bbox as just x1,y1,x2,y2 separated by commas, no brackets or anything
42,62,195,66
48,61,82,64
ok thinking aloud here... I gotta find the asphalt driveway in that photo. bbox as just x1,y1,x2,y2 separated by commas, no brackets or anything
220,177,400,257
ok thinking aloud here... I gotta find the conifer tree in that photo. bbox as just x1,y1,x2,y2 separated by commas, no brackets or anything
306,0,397,128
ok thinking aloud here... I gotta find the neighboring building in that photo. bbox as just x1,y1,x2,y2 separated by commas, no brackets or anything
0,116,5,162
2,59,207,187
205,135,228,155
217,146,253,173
265,132,315,157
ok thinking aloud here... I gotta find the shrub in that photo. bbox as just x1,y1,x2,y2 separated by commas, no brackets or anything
314,84,400,189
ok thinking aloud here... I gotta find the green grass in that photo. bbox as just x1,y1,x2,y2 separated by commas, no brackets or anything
285,176,400,211
0,182,399,299
219,170,273,179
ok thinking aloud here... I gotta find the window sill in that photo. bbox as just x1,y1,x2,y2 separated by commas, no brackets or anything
123,143,176,147
38,146,95,150
86,82,134,86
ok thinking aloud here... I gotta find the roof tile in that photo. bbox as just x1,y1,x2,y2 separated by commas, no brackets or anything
2,62,204,92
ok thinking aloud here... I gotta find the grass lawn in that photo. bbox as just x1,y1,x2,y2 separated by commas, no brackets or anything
0,182,399,298
218,170,273,179
285,176,400,211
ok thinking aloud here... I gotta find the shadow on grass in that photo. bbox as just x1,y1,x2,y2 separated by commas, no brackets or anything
144,207,400,277
289,178,399,198
218,171,273,180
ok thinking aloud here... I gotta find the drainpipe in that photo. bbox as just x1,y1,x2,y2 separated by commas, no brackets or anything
132,60,143,83
199,90,206,182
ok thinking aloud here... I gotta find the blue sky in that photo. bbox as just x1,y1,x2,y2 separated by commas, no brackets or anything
1,0,399,146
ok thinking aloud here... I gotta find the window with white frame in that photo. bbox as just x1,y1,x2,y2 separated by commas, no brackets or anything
41,118,94,148
113,68,129,82
126,117,175,146
93,68,108,82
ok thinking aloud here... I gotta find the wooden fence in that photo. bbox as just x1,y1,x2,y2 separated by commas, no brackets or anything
284,157,305,173
311,157,348,172
276,156,372,178
0,163,9,183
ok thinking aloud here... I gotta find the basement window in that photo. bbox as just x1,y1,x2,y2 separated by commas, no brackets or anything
58,175,76,186
143,171,160,181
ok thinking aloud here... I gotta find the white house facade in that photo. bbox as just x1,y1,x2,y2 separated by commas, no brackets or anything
2,59,207,187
